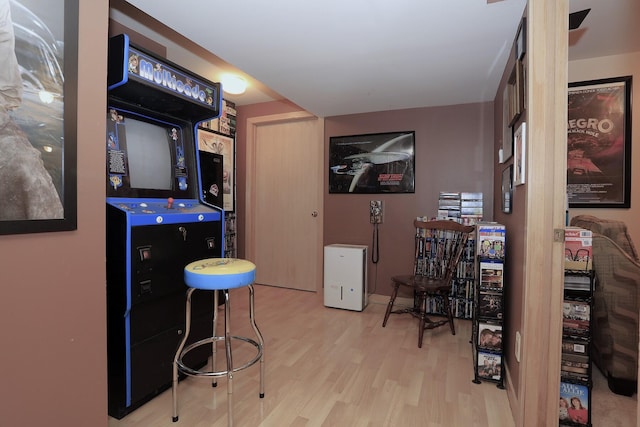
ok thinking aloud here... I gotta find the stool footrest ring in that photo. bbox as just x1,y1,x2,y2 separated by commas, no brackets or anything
176,335,263,378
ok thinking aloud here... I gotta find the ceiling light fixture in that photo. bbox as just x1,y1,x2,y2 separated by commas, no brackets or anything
221,74,247,95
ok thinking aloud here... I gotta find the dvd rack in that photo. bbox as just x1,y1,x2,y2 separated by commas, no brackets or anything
425,191,484,319
559,268,594,427
224,212,237,258
451,237,476,319
418,219,476,320
472,222,506,388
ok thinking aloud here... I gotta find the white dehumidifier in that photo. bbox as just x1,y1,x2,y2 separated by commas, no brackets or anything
323,244,368,311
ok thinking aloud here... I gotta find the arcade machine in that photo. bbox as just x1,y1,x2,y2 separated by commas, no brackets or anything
105,34,225,419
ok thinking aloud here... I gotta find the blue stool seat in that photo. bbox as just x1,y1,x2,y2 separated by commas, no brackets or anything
172,258,264,426
184,258,256,290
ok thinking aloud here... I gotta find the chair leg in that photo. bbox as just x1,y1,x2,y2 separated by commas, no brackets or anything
417,292,427,348
382,282,400,327
442,293,455,335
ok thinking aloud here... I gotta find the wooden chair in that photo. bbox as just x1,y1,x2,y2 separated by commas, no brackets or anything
382,219,475,348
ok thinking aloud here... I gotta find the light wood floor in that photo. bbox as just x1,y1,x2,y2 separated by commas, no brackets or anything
109,285,516,427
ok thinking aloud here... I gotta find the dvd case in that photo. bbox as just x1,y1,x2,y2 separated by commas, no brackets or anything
560,381,589,425
477,322,502,351
477,352,502,381
478,293,503,319
562,300,590,338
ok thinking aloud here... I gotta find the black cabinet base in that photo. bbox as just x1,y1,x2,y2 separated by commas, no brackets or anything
107,214,222,420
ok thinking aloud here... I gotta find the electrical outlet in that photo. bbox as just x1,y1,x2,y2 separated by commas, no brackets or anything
515,331,521,363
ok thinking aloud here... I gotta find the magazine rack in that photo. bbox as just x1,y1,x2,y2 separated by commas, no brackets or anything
560,268,594,426
472,222,506,388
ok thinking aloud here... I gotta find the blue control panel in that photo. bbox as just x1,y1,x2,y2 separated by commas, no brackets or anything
107,197,222,227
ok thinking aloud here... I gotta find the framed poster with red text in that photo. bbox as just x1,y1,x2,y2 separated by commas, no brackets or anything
567,76,632,208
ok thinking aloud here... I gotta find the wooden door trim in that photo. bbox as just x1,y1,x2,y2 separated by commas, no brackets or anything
245,111,324,292
515,1,568,426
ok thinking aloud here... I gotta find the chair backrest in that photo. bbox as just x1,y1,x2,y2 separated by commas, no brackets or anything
413,219,475,284
570,215,639,262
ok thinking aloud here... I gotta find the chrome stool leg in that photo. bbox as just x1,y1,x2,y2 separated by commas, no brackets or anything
248,284,265,398
211,290,219,388
223,290,233,427
172,287,195,422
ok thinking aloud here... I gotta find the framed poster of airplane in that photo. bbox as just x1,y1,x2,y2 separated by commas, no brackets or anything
328,131,415,194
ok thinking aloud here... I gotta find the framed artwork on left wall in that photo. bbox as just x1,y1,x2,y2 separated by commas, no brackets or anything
513,122,526,186
0,0,78,235
500,83,512,163
515,17,526,60
507,60,524,127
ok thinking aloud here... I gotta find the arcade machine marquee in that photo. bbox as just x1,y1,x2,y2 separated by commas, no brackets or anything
105,34,225,419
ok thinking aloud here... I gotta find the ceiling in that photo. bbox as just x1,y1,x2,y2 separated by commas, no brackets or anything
122,0,640,118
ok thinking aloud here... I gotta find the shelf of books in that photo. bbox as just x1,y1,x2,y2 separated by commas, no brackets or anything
472,222,506,388
560,227,594,427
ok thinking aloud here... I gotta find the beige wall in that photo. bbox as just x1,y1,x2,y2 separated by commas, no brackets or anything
323,103,495,298
233,100,497,377
568,51,640,243
235,101,495,302
0,1,109,426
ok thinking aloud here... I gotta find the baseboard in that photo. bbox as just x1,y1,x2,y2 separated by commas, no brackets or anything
504,362,518,425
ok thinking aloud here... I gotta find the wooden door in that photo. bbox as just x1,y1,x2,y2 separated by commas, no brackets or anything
246,112,323,292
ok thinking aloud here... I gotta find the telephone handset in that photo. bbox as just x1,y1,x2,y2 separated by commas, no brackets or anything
370,200,383,224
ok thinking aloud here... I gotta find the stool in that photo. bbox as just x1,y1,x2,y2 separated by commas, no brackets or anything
172,258,265,426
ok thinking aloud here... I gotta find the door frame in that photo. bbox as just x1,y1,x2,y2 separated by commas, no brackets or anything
245,111,324,293
515,1,569,426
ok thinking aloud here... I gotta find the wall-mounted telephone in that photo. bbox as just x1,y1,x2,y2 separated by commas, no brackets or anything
369,201,381,265
370,200,383,224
